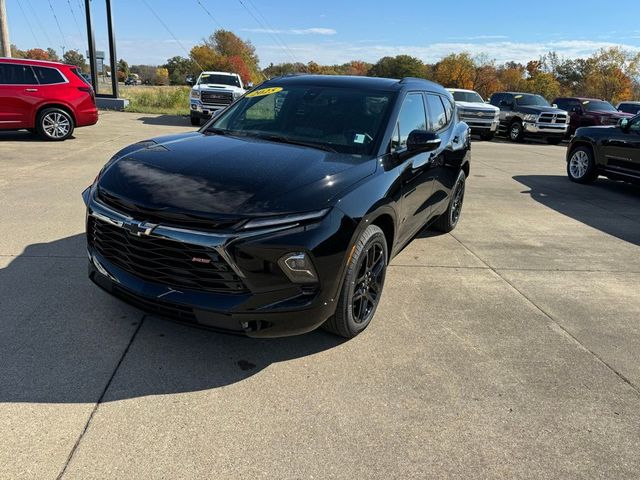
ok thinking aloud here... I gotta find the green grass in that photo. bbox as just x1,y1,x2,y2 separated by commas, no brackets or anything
122,86,191,115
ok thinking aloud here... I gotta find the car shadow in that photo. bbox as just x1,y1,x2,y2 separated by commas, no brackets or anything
135,115,194,127
0,130,65,142
514,175,640,246
0,234,344,404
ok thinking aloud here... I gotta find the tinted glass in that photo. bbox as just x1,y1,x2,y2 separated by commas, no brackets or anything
395,93,427,149
198,74,241,87
554,99,568,110
212,85,394,155
70,68,90,85
0,63,38,84
619,103,640,114
582,100,617,112
426,94,447,131
489,93,505,106
451,91,484,103
32,66,65,84
514,94,550,107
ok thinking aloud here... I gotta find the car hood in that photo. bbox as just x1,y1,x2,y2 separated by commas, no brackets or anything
193,84,243,93
517,105,568,115
455,101,499,111
97,132,376,219
589,110,634,118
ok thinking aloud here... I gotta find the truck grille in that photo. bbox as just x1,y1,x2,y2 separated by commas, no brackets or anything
88,217,247,294
201,91,233,106
538,113,568,124
459,108,497,118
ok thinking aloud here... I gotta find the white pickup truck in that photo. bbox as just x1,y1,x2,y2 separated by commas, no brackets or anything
447,88,500,140
190,71,245,126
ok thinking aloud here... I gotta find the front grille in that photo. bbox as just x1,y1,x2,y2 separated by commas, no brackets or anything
604,116,621,125
538,113,568,124
88,217,247,294
201,91,233,106
112,285,197,322
459,108,497,118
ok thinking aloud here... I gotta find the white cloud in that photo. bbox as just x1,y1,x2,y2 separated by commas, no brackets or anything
256,39,640,66
242,28,337,36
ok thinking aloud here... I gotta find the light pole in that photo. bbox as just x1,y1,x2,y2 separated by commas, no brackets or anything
0,0,11,58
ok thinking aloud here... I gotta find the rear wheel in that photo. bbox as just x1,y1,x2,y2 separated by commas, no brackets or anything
322,225,387,338
567,146,597,184
190,115,201,126
37,108,74,141
508,121,524,142
433,170,466,233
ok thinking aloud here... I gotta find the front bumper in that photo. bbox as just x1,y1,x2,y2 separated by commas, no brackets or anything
523,121,568,137
83,189,356,337
190,100,228,119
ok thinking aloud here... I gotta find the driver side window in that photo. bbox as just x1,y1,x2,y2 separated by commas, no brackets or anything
392,93,427,151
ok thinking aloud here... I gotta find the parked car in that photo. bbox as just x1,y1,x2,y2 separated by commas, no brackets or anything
83,75,471,338
448,88,499,140
189,71,245,126
124,75,139,86
566,115,640,184
617,101,640,115
0,58,98,140
488,92,569,144
553,97,635,136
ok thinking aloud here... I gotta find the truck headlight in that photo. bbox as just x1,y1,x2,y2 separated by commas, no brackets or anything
190,89,200,99
233,91,242,99
523,114,538,122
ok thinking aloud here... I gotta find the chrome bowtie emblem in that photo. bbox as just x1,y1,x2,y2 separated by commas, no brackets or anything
122,219,157,237
476,111,484,117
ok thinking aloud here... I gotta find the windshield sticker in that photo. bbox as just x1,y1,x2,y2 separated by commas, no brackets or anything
514,95,523,99
582,100,590,104
246,87,283,98
354,133,366,144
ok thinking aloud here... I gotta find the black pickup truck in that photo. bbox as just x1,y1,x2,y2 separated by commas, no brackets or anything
489,92,569,144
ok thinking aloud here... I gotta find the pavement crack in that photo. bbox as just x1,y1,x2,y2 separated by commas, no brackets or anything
448,232,640,397
55,314,147,480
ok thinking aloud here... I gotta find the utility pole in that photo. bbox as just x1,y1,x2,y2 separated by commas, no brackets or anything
0,0,10,57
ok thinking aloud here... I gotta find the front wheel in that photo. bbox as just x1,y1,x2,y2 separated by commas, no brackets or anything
37,108,74,141
433,170,466,233
322,225,387,338
567,146,597,184
508,121,524,142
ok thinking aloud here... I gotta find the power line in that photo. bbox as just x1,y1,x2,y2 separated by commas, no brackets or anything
47,0,68,50
16,0,40,45
194,0,222,30
141,0,203,71
66,0,86,45
23,0,52,46
235,0,306,72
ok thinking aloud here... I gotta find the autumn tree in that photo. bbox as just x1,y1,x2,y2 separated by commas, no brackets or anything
24,48,49,60
46,48,60,61
164,56,196,85
369,55,426,79
63,50,88,71
434,53,475,89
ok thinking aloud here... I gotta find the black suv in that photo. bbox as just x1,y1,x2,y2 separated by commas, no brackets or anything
566,115,640,185
83,75,471,338
489,92,569,144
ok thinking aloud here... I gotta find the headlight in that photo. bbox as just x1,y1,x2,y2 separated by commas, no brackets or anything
242,209,330,230
233,91,242,99
190,89,200,99
523,114,538,122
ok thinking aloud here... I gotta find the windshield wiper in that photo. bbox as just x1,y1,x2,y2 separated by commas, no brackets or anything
253,134,337,153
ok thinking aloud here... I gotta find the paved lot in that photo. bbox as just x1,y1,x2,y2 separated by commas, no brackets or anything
1,112,639,479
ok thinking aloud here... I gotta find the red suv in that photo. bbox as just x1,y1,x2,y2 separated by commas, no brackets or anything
0,58,98,140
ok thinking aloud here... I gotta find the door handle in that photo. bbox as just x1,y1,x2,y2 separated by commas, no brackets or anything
25,88,38,92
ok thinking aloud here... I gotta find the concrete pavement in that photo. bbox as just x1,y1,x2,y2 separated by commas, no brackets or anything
1,113,639,479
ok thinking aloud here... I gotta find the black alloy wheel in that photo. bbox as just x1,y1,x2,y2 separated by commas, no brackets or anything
323,225,387,338
433,170,466,233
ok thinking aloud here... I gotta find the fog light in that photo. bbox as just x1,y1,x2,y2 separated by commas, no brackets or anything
278,252,318,284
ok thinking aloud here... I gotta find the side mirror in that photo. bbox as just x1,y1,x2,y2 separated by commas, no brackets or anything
186,76,194,86
407,130,441,153
619,118,630,131
571,106,582,114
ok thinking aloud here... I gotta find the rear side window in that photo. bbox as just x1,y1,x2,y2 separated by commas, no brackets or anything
70,68,90,85
0,63,38,84
32,66,66,84
393,93,427,150
425,94,447,132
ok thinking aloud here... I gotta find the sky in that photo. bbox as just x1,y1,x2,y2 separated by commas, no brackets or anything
6,0,640,67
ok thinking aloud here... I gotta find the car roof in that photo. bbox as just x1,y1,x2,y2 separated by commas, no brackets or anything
447,88,476,93
200,71,239,76
555,96,607,102
0,57,70,68
266,74,449,95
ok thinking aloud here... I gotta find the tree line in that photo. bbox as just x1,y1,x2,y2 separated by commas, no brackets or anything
10,30,640,103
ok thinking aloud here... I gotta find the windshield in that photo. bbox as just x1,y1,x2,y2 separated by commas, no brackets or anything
451,91,484,103
208,85,395,155
514,94,550,107
198,74,240,87
582,100,617,112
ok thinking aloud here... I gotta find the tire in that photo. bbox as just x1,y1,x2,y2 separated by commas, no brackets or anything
479,132,495,141
546,137,562,145
567,146,598,184
37,108,74,141
322,225,388,338
508,120,524,142
433,170,466,233
190,116,201,126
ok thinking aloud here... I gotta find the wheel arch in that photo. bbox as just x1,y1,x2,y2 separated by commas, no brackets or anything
35,103,77,126
567,140,595,162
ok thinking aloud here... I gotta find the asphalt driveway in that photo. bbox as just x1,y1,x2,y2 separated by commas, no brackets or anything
1,113,639,479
